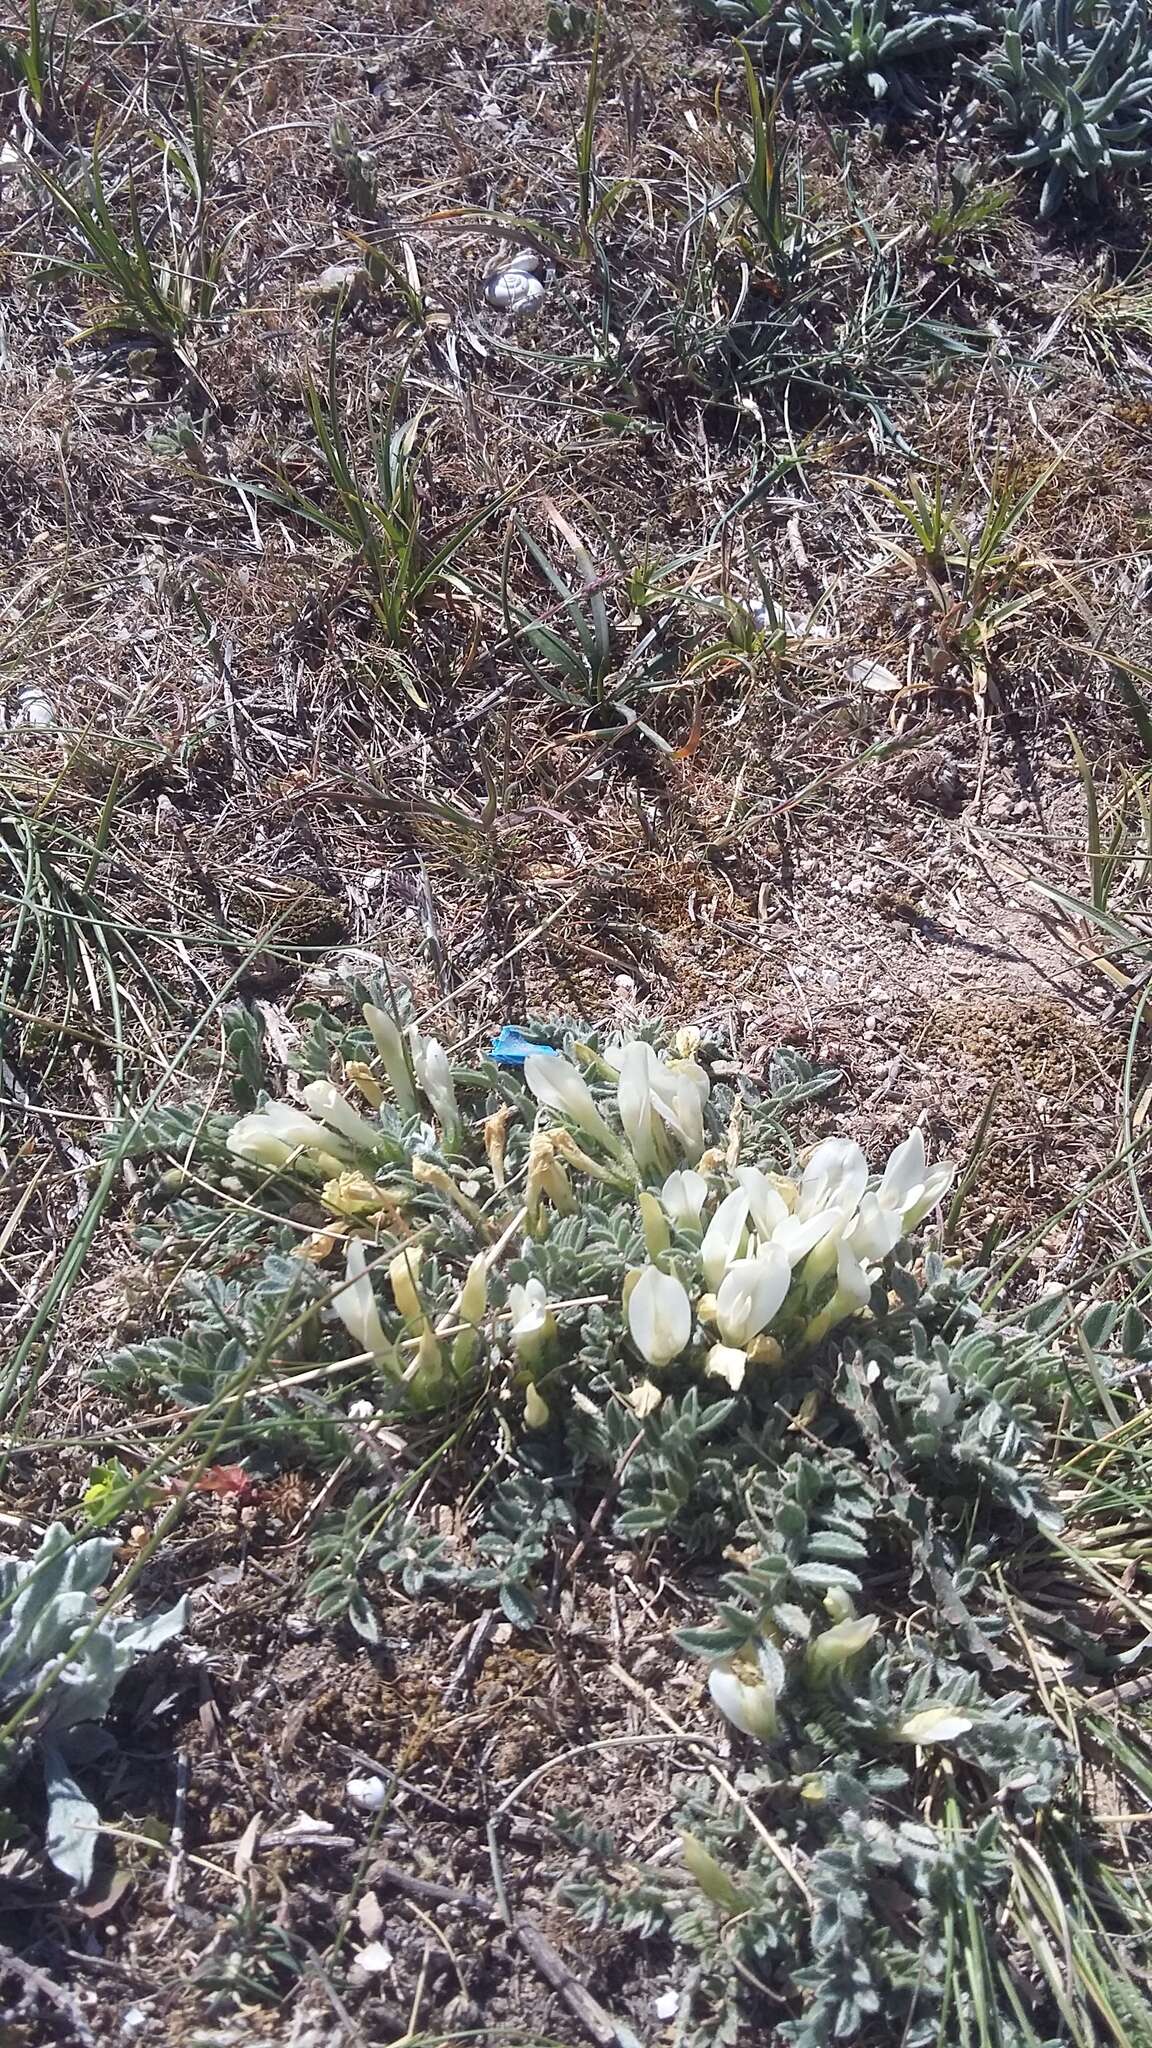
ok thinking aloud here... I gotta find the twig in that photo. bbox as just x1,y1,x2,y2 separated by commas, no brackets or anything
0,1945,95,2047
163,1748,189,1908
445,1608,498,1704
367,1857,496,1918
514,1923,643,2048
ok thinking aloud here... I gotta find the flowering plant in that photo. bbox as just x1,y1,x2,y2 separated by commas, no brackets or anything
106,992,1103,2044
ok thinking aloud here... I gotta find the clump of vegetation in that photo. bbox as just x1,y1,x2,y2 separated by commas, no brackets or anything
968,0,1152,215
694,0,991,109
0,1525,185,1886
103,978,1152,2039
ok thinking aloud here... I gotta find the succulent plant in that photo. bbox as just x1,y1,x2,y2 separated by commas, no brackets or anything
693,0,991,109
0,1524,185,1885
969,0,1152,214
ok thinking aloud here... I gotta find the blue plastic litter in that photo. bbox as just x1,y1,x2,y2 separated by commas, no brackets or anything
489,1027,558,1068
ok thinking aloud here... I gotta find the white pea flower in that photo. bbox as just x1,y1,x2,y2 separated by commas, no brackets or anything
877,1128,956,1231
805,1615,879,1682
617,1041,675,1179
704,1342,752,1391
303,1080,387,1154
734,1165,791,1240
650,1055,709,1161
332,1237,396,1369
715,1250,791,1347
800,1231,872,1348
708,1640,785,1742
507,1278,555,1365
524,1053,623,1156
661,1169,710,1231
701,1189,751,1290
893,1706,974,1746
844,1192,905,1263
363,1003,420,1120
227,1103,350,1175
797,1138,869,1222
772,1208,844,1266
409,1034,461,1145
627,1265,692,1369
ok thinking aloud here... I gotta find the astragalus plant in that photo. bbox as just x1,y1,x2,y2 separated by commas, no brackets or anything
108,992,1151,2042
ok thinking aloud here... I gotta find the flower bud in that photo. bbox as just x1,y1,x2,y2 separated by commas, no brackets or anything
523,1382,550,1429
680,1833,749,1914
389,1243,424,1325
638,1190,670,1261
456,1253,488,1327
364,1003,421,1120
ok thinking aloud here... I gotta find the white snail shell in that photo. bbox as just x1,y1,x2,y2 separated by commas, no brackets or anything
483,247,547,315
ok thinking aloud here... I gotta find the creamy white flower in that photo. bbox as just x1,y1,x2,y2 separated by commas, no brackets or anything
363,1003,420,1120
797,1138,869,1222
650,1056,709,1161
524,1052,621,1154
627,1265,692,1368
893,1706,974,1746
704,1341,750,1390
303,1080,386,1153
805,1614,879,1681
772,1208,844,1265
410,1034,460,1144
708,1640,785,1741
507,1277,555,1364
877,1128,956,1230
701,1188,751,1290
844,1192,905,1263
345,1773,388,1814
801,1231,872,1347
661,1168,710,1231
227,1103,350,1174
617,1041,675,1178
734,1166,791,1240
332,1237,395,1367
715,1250,791,1347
